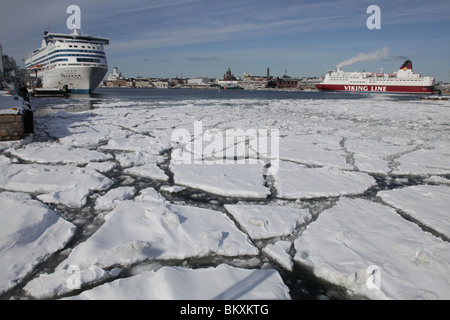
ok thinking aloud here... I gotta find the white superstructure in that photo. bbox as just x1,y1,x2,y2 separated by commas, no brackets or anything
316,60,434,94
25,29,109,93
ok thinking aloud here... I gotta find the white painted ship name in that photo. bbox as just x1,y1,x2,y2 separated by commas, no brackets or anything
344,86,387,92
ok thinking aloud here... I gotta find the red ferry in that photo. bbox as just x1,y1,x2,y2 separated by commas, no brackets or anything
316,60,434,94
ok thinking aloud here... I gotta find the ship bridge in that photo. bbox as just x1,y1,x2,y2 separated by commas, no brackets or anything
43,30,109,45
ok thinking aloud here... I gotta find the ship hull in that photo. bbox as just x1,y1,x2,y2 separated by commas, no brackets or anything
315,84,433,94
38,65,108,94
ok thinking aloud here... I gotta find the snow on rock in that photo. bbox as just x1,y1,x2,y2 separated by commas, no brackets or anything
57,200,259,271
294,198,450,300
274,161,377,199
0,192,76,295
262,241,294,271
378,185,450,239
171,162,271,199
7,142,113,165
0,163,114,208
225,204,311,240
95,187,137,211
66,264,291,300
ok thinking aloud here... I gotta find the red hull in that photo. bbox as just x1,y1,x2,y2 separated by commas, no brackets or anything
315,84,433,94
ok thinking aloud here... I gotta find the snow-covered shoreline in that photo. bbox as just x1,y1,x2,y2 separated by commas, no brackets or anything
1,91,449,300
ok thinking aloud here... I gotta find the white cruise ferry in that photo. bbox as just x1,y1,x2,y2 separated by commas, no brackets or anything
316,60,434,94
25,29,109,93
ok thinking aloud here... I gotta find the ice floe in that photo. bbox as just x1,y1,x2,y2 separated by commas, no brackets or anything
171,162,271,199
66,264,291,300
95,187,137,211
294,198,450,300
274,161,377,199
8,142,113,165
225,204,311,240
57,200,259,271
262,241,294,271
394,146,450,175
0,192,76,295
0,163,114,208
378,185,450,239
279,134,351,170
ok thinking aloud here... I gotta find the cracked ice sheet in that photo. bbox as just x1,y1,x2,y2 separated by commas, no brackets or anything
99,134,169,155
57,200,258,272
394,145,450,175
0,192,76,295
294,198,450,300
0,163,113,208
116,151,169,181
345,138,415,174
24,265,121,299
225,204,311,240
274,161,376,200
66,264,291,300
170,161,270,199
279,135,351,170
262,241,294,271
378,185,450,239
95,187,137,211
7,142,113,165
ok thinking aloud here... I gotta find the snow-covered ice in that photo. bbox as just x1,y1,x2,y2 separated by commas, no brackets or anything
94,186,137,210
225,204,311,240
378,185,450,239
171,162,271,199
294,198,450,300
0,163,113,208
274,161,377,199
262,241,294,271
1,91,449,300
0,192,76,295
7,142,113,165
57,200,259,270
66,264,291,300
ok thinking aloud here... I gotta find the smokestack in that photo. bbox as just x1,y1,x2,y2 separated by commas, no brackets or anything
267,68,270,81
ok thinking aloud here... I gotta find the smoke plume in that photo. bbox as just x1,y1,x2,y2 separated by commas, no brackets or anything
337,47,389,68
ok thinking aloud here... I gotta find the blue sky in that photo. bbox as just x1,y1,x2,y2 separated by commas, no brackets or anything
1,0,450,81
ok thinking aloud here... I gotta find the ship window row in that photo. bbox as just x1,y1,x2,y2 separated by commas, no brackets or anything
330,79,423,83
31,50,106,62
28,53,106,66
53,49,105,55
76,58,101,63
28,49,105,64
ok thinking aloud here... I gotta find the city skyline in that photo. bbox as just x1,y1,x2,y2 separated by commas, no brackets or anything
1,0,449,82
